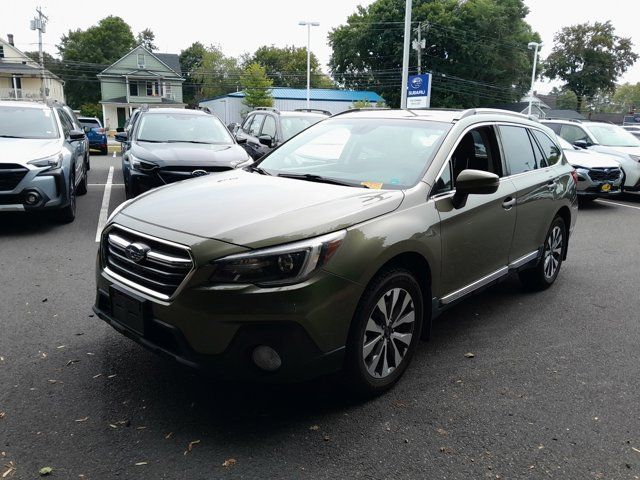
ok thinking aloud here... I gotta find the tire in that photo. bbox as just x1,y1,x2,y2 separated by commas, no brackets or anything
100,146,108,156
85,152,91,171
57,169,76,223
343,268,424,397
77,162,88,196
124,180,134,200
519,216,566,290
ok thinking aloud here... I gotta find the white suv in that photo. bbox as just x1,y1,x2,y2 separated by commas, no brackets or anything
542,119,640,192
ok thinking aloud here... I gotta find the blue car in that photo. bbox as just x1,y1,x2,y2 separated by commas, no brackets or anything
78,116,108,155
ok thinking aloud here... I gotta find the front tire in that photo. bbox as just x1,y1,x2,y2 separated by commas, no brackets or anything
519,216,566,290
57,169,76,223
344,269,423,397
77,162,88,196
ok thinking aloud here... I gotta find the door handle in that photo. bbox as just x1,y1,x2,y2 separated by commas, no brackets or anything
546,180,556,190
502,197,516,209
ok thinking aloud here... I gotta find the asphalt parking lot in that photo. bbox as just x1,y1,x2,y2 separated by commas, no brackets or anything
1,154,640,480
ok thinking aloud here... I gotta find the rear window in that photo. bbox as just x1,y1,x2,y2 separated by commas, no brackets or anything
498,125,538,175
79,118,101,127
0,106,59,139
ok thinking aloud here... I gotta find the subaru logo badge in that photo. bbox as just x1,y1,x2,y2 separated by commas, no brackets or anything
125,242,149,263
411,77,423,89
191,169,208,177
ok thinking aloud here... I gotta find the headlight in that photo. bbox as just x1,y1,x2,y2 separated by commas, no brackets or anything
106,199,133,224
629,154,640,162
28,153,63,169
130,154,158,172
210,230,346,286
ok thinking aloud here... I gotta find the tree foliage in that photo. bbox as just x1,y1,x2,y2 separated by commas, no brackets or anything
244,45,325,88
136,29,157,51
179,42,207,105
556,89,578,110
543,21,638,112
612,83,640,113
189,45,241,103
241,63,273,109
57,16,136,107
329,0,539,108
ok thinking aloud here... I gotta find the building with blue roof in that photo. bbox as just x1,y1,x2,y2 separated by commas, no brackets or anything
199,87,385,124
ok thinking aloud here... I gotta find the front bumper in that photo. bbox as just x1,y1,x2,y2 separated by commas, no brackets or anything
574,167,623,197
0,166,70,212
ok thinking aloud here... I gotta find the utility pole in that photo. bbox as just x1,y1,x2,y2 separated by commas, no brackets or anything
30,7,48,100
400,0,412,109
299,21,320,109
412,22,426,74
527,41,544,116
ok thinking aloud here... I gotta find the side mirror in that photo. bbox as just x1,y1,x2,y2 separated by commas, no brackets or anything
235,136,247,145
573,140,590,149
227,122,239,134
258,135,274,147
83,126,91,133
452,169,500,209
69,129,85,141
115,132,128,143
116,127,125,133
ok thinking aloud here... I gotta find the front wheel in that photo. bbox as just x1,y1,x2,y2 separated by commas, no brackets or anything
77,162,88,196
57,170,76,223
519,216,566,290
343,269,423,397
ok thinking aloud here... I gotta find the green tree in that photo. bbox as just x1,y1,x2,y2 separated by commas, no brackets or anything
190,45,241,102
136,28,156,51
24,51,64,78
241,63,273,108
555,89,578,110
179,42,207,105
543,21,638,112
612,83,640,113
244,45,324,88
57,16,136,107
79,103,103,120
329,0,539,108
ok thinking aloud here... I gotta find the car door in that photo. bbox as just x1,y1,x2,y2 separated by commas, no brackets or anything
57,109,83,185
432,125,518,300
498,125,557,263
256,114,278,157
236,114,265,159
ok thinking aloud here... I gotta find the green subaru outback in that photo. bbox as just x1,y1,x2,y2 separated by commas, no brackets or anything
94,108,578,396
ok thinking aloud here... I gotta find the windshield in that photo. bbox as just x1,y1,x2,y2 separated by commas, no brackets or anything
556,136,575,150
257,118,451,189
280,115,325,140
136,113,234,144
586,124,640,147
0,106,59,139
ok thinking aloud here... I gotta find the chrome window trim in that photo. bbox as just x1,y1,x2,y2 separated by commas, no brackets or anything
508,250,539,269
440,266,509,305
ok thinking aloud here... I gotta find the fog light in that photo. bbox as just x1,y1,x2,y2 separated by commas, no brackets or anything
25,192,40,205
252,345,282,372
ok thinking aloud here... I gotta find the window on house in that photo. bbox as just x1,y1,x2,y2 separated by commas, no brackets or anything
163,83,172,97
0,46,4,58
13,77,22,89
129,82,138,96
137,53,145,68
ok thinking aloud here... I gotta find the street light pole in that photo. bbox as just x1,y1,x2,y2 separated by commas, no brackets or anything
299,21,320,109
527,41,544,116
400,0,412,109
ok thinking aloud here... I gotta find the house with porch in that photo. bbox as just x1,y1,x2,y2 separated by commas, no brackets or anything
0,34,65,102
98,45,185,134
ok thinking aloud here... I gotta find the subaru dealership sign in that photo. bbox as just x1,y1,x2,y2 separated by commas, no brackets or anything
407,73,431,109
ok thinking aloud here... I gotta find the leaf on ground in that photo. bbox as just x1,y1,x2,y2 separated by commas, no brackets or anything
222,458,237,468
92,374,102,379
0,412,5,420
632,447,640,454
38,467,53,476
2,462,16,478
134,462,148,466
56,346,65,349
436,428,448,436
75,416,89,422
440,446,454,454
309,425,319,431
42,298,48,303
164,432,173,439
66,359,79,366
323,435,331,442
184,440,201,455
109,424,117,429
107,374,116,379
464,352,475,358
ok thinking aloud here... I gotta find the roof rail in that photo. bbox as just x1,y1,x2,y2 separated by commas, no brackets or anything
140,104,150,112
542,117,584,123
330,107,390,118
254,106,280,114
293,108,332,116
456,108,539,122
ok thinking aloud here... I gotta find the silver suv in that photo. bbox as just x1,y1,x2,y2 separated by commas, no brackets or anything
0,100,88,222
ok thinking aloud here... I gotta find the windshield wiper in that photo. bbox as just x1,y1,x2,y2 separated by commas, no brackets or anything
247,165,272,175
277,173,368,188
165,140,217,144
137,139,166,143
0,135,23,138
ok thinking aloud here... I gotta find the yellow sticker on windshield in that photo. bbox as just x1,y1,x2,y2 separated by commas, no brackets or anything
361,181,383,189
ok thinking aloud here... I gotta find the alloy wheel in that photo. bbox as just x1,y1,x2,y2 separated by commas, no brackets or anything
362,287,415,379
543,225,562,279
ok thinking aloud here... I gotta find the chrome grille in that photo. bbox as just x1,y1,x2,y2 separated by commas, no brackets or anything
103,226,194,300
588,168,621,182
158,166,232,184
0,164,28,191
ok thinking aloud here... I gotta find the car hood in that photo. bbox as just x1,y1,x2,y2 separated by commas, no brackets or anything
0,138,62,165
131,142,249,167
564,148,621,168
594,145,640,158
120,169,404,248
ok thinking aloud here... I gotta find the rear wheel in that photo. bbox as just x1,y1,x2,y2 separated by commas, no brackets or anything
519,216,566,290
343,269,423,397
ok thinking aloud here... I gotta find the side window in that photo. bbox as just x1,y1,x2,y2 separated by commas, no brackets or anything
240,115,253,133
527,130,547,168
498,125,538,175
248,114,264,136
545,123,562,134
432,161,453,196
560,124,589,144
261,115,277,138
450,126,503,182
532,130,562,166
56,109,72,136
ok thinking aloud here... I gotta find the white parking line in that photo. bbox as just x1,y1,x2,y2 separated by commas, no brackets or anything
88,183,124,186
597,199,640,211
94,166,114,242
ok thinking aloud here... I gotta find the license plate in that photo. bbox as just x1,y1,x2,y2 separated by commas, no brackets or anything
111,287,147,335
601,183,612,192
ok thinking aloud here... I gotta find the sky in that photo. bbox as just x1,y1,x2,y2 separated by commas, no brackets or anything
0,0,638,95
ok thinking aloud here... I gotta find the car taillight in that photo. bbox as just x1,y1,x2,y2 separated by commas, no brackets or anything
570,169,578,185
97,128,105,134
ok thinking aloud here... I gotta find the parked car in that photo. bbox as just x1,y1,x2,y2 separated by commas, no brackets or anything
115,107,251,198
118,108,141,155
623,125,640,140
61,105,91,172
555,136,623,203
78,116,108,155
0,100,88,222
94,108,577,396
542,119,640,192
233,107,329,159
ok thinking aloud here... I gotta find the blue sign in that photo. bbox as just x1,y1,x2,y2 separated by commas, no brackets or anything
407,73,431,108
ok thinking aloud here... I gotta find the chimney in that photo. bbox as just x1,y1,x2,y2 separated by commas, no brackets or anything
7,34,14,46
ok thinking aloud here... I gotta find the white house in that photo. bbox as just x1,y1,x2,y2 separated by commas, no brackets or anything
0,34,65,102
